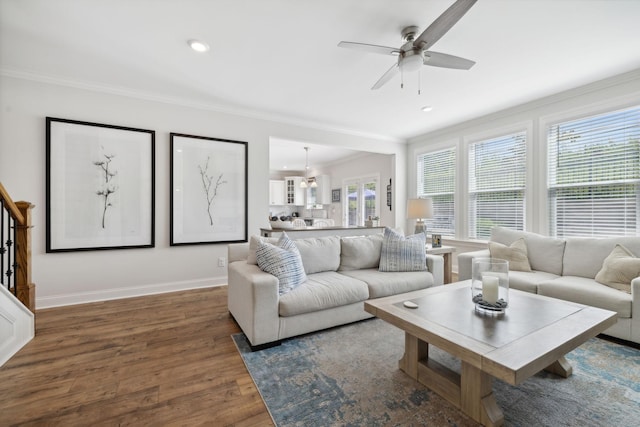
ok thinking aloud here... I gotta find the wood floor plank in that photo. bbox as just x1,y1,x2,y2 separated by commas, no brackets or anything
0,286,274,426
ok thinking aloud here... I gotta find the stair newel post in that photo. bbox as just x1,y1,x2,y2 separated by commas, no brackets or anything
15,201,35,314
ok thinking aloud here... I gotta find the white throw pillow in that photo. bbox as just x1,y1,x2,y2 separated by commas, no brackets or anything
489,238,532,272
594,244,640,294
256,233,307,295
379,227,427,272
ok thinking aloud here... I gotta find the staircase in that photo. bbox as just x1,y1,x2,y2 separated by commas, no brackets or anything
0,182,35,367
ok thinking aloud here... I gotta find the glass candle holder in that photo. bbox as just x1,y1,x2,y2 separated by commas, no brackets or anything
471,258,509,315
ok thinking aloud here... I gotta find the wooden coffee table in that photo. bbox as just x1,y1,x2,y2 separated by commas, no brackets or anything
364,281,617,426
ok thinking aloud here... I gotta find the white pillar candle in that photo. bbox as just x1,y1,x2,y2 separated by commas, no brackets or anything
482,275,499,304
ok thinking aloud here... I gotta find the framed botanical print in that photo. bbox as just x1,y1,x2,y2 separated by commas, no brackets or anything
46,117,155,252
170,133,247,245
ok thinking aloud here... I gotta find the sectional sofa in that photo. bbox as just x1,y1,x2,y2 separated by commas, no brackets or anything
458,227,640,344
227,231,444,348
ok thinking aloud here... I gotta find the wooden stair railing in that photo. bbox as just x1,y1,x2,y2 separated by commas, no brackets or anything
0,182,35,314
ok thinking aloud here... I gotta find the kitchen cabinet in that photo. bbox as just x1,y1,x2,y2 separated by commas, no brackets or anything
269,180,285,205
315,175,332,205
285,177,305,206
306,175,331,207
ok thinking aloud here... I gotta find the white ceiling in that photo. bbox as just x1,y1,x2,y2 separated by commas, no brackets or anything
2,0,640,169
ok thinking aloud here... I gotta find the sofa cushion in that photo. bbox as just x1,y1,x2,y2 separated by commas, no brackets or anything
339,234,383,271
564,237,640,280
379,228,427,272
594,244,640,294
537,276,632,318
491,227,565,275
278,271,369,317
489,238,532,272
256,234,307,295
507,270,560,293
340,268,432,299
294,236,341,274
247,235,279,264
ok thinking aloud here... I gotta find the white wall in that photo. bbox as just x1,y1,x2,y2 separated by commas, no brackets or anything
0,75,407,308
406,69,640,273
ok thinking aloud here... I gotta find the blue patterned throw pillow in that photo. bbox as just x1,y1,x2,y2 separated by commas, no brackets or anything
379,227,427,272
256,232,307,295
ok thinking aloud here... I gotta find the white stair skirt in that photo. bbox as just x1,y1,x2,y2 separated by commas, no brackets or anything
0,285,35,367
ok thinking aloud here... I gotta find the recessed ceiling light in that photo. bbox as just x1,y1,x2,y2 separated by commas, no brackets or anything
421,106,433,112
188,39,210,53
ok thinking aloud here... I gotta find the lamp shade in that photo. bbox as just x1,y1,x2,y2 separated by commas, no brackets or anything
407,198,433,220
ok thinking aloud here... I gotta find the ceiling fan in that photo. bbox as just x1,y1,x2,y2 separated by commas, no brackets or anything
338,0,477,90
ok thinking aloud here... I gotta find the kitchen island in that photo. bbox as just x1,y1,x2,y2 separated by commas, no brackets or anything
260,226,385,238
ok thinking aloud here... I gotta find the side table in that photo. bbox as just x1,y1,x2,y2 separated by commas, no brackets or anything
426,244,456,284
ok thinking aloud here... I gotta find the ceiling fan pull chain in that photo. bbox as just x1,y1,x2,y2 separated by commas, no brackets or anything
401,68,404,89
418,71,421,95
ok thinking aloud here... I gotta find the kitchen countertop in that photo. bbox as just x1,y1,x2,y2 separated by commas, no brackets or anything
260,226,385,238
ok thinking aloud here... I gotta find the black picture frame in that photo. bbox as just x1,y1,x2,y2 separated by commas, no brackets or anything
386,178,392,210
332,188,341,203
170,133,248,245
46,117,155,252
431,234,442,248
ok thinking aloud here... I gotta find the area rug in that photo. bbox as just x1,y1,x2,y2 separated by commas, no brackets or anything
232,318,639,426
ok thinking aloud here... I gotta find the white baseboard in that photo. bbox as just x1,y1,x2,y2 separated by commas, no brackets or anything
36,277,227,309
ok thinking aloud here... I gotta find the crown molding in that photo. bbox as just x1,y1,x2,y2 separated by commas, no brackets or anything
408,68,640,144
0,67,405,144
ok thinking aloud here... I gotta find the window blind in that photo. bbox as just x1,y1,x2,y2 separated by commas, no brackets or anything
548,105,640,237
468,132,526,239
417,147,455,236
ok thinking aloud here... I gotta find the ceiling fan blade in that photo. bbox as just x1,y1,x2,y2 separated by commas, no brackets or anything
424,51,475,70
371,63,399,90
338,41,400,56
414,0,477,50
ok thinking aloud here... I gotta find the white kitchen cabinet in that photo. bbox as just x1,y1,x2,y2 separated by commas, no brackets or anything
285,177,305,206
306,175,332,208
315,175,332,205
269,180,285,206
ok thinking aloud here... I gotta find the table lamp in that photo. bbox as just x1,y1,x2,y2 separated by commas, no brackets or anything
407,198,433,235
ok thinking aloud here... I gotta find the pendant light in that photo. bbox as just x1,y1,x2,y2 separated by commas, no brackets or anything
300,147,310,188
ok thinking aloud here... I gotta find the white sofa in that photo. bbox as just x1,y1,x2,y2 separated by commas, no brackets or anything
228,233,444,348
458,227,640,344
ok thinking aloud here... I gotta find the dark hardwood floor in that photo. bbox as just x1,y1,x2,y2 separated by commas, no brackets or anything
0,286,273,426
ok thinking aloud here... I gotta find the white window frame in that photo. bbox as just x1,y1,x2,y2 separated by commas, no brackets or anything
416,146,456,237
544,104,640,237
462,122,533,240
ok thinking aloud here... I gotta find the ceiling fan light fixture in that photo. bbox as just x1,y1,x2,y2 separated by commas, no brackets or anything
399,50,424,73
188,39,210,53
421,105,433,112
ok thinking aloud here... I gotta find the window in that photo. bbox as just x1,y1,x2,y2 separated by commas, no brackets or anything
548,106,640,237
344,176,379,226
417,147,456,236
468,132,526,239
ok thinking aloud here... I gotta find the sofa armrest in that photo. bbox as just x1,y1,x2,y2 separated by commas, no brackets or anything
228,242,250,263
227,260,280,346
457,249,491,281
631,277,640,343
427,254,444,286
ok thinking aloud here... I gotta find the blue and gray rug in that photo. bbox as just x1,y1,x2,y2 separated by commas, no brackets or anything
233,318,639,426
